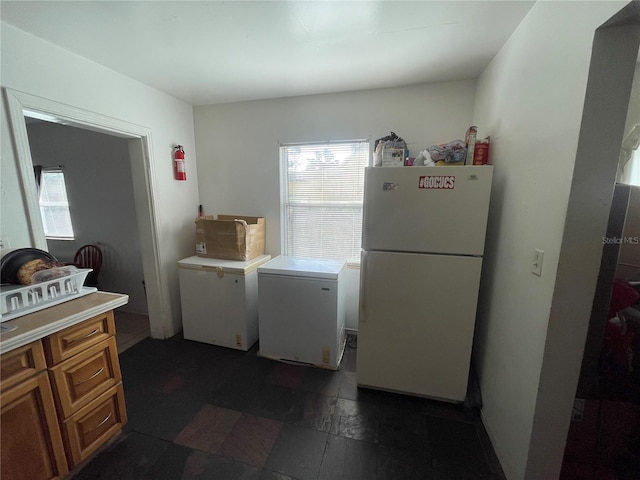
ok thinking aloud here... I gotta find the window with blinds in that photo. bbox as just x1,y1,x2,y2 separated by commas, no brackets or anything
39,167,75,239
280,140,369,262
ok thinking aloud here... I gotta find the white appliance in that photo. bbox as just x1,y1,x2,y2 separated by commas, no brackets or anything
257,256,347,369
357,165,494,402
178,254,271,351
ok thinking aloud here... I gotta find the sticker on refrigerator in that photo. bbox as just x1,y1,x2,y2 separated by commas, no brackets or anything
418,175,455,189
383,182,398,191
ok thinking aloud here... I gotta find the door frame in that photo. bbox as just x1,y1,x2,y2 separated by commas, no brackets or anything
4,87,169,336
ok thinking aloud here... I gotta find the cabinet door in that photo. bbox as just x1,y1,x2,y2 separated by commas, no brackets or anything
1,372,69,480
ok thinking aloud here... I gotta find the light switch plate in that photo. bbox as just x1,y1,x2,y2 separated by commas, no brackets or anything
532,249,544,276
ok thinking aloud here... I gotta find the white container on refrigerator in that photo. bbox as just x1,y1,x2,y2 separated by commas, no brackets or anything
178,254,271,351
257,256,347,369
357,166,493,402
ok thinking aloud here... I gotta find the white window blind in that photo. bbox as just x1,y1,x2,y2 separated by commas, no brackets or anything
280,140,369,262
39,167,75,239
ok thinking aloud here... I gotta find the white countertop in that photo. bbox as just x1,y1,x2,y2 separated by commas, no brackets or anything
0,291,129,354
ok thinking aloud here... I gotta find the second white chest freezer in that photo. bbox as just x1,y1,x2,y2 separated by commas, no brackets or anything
178,254,271,351
257,256,347,369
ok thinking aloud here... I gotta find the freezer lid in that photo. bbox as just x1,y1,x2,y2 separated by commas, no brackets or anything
257,255,346,280
362,165,493,256
177,254,272,274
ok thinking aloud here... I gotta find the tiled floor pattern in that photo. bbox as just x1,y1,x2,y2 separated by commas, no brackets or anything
114,311,150,354
73,334,506,480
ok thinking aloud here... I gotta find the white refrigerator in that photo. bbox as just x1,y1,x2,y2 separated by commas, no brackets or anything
356,165,493,402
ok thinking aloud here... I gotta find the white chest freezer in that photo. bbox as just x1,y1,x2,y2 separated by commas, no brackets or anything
257,256,347,369
178,254,271,351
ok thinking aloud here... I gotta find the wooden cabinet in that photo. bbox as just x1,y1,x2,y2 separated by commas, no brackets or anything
43,310,126,468
0,342,69,480
1,309,127,478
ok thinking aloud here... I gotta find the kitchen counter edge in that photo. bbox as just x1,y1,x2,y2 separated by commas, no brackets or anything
0,291,129,354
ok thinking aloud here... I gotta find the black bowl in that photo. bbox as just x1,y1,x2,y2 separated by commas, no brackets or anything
1,248,59,285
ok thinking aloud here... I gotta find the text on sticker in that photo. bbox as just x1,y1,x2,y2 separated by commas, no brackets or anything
418,176,455,189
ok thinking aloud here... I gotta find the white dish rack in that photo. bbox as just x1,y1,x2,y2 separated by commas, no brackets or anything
1,268,96,322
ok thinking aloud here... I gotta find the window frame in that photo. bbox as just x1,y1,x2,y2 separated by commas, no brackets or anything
279,139,370,263
38,166,75,240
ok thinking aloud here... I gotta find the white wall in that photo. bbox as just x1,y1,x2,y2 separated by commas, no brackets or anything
193,80,476,329
1,22,199,338
26,122,148,315
471,2,632,479
529,11,639,480
0,110,31,252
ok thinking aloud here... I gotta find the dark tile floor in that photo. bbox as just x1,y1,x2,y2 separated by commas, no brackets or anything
72,334,506,480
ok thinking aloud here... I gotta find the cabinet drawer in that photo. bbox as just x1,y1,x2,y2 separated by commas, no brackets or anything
43,311,115,366
49,337,121,418
62,382,127,467
0,340,47,391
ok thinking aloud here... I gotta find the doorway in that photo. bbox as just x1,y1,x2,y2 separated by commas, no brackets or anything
25,119,151,351
4,88,168,341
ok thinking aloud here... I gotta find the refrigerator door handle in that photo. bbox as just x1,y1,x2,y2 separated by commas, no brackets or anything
359,250,367,323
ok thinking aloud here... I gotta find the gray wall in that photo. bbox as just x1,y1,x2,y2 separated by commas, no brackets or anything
27,122,148,314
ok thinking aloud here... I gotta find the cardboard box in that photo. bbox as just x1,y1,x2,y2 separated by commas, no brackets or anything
381,148,405,167
195,215,265,261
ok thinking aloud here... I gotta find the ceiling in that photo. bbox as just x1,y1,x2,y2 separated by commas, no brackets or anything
0,1,535,106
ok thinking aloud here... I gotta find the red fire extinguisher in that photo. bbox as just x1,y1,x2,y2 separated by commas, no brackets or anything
174,145,187,181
